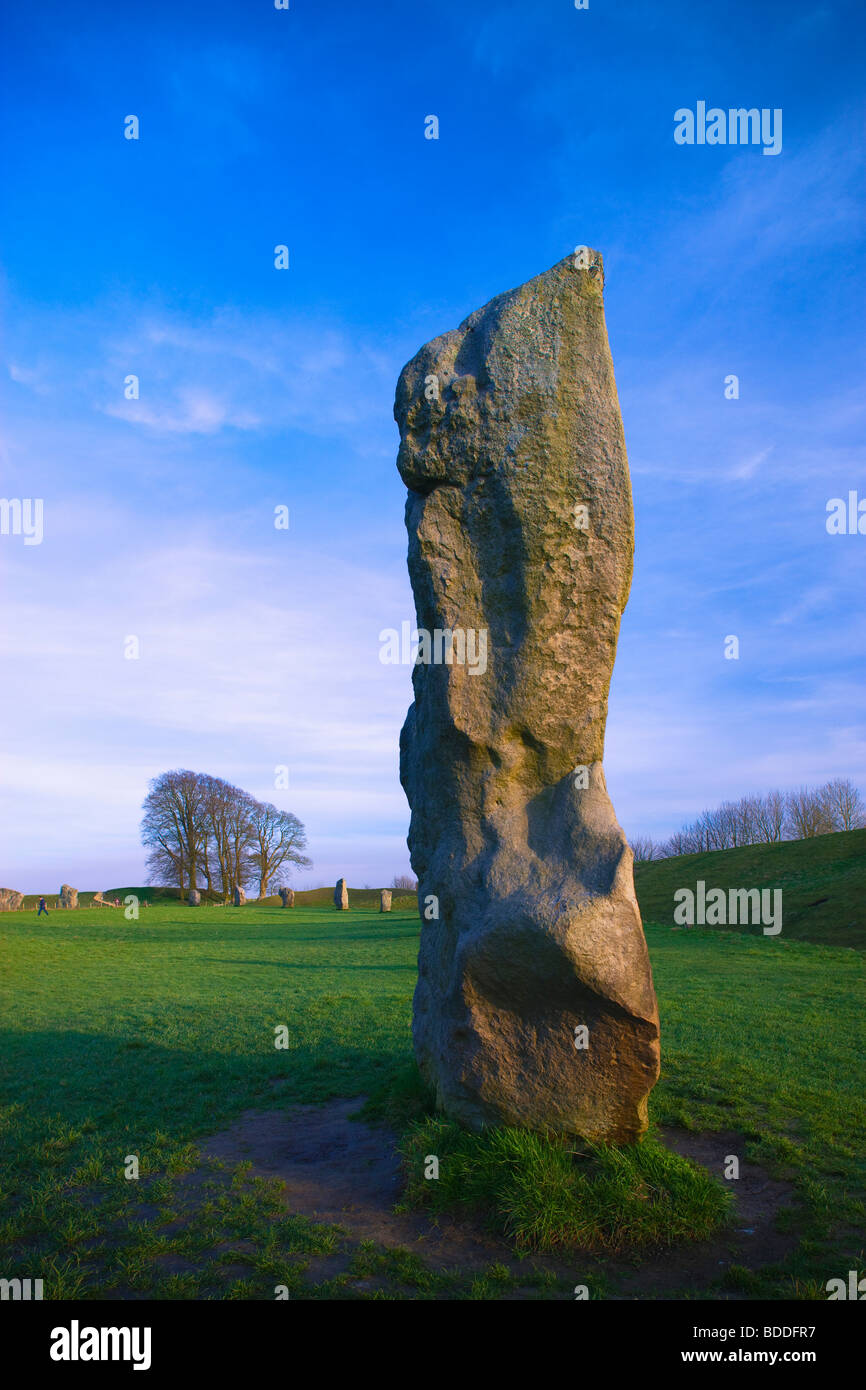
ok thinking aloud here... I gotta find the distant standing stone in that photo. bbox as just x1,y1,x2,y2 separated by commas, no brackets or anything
233,886,246,907
60,884,78,910
279,888,295,908
380,890,392,913
334,878,349,910
188,890,201,906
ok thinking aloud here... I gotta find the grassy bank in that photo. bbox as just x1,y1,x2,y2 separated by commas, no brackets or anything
634,827,866,949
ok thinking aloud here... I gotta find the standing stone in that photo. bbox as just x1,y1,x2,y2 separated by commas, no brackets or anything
60,884,78,910
334,878,349,910
395,251,660,1144
380,890,392,913
279,887,295,908
233,886,246,907
0,888,23,911
188,890,201,906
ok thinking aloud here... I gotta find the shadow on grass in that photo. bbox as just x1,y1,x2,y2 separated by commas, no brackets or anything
0,1027,412,1162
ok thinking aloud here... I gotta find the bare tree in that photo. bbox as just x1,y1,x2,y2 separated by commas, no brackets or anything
142,771,311,903
630,836,660,862
820,778,866,832
227,788,257,899
660,779,864,857
662,827,703,856
391,873,417,891
248,801,311,897
141,769,207,897
734,795,762,846
786,785,834,839
752,789,787,843
198,774,244,901
143,841,184,898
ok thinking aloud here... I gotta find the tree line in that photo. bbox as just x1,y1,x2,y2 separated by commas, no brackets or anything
141,769,311,900
632,778,865,862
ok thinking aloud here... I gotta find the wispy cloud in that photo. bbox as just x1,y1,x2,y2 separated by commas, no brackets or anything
3,301,404,451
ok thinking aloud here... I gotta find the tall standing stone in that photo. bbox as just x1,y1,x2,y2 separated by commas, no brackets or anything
233,886,246,907
60,884,78,910
380,890,392,913
279,887,295,908
0,888,24,911
395,251,660,1143
188,890,201,906
334,878,349,910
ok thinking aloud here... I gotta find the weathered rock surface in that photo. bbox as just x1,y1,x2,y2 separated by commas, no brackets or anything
60,884,78,909
279,888,295,908
188,890,201,906
380,890,392,913
0,888,24,911
233,887,246,907
395,250,660,1143
334,878,349,910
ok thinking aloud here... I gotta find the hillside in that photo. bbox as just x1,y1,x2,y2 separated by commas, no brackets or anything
634,827,866,949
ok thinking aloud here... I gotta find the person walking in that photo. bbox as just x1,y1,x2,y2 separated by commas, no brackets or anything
37,896,49,917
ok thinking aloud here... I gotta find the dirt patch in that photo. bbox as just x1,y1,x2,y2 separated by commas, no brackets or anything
661,1127,796,1260
194,1099,798,1298
615,1127,798,1299
199,1096,525,1273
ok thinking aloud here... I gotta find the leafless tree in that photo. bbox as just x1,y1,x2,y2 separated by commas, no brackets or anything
248,801,311,897
198,774,245,901
142,771,311,903
819,778,866,831
752,789,787,843
734,795,762,845
786,785,835,839
659,779,864,856
141,769,207,897
143,841,184,897
662,827,702,856
630,836,661,862
391,873,417,891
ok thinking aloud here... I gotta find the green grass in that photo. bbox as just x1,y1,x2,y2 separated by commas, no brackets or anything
400,1119,732,1254
1,892,864,1299
634,827,866,948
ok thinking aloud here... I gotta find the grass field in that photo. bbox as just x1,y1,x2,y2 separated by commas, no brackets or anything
1,891,864,1299
634,827,866,949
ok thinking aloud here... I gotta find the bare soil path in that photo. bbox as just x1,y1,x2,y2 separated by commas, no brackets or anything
193,1096,797,1298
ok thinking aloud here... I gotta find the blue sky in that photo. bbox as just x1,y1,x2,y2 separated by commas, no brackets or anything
1,0,864,892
